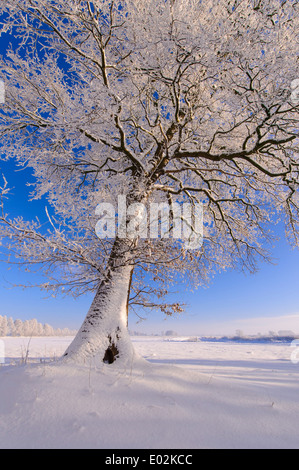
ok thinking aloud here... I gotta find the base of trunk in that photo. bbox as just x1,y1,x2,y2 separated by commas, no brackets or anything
62,239,138,366
63,325,135,365
62,263,135,366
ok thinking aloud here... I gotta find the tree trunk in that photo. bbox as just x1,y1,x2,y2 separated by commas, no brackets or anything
63,239,135,365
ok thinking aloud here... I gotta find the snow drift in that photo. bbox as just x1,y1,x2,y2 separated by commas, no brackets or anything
0,336,299,449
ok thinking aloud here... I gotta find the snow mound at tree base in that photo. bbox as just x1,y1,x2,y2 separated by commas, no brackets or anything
0,354,298,449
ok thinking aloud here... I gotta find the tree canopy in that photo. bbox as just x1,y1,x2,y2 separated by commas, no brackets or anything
0,0,298,320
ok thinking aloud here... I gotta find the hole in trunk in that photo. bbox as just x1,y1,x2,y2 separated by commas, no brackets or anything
103,337,119,364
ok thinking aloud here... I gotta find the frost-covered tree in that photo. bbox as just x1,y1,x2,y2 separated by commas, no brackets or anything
13,318,24,336
28,318,39,336
0,315,8,336
22,319,31,336
0,0,298,365
0,315,76,336
7,317,15,336
43,323,54,336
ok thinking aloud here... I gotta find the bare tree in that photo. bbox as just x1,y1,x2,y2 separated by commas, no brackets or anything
0,0,298,365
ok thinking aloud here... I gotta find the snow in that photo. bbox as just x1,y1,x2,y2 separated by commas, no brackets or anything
0,335,298,449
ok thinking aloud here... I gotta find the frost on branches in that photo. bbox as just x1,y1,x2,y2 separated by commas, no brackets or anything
0,0,298,365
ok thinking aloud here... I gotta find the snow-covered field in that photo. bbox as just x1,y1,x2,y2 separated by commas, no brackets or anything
0,335,298,449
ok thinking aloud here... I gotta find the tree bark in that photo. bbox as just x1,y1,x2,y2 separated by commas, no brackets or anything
63,239,135,364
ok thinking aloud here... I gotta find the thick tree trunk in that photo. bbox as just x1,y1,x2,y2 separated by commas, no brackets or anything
63,239,135,365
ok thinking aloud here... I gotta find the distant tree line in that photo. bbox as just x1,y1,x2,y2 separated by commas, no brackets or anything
0,315,77,337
